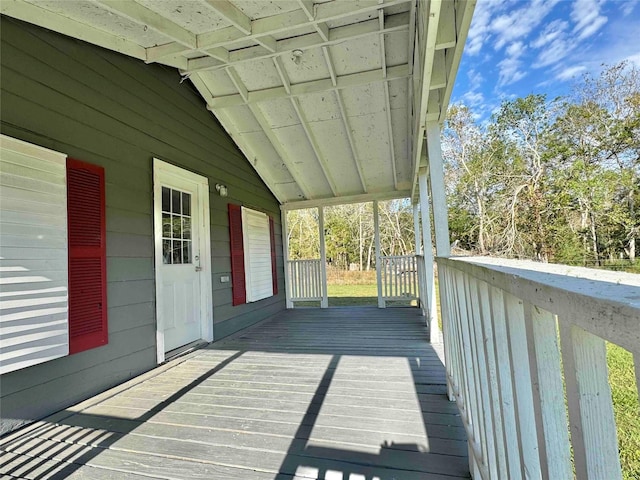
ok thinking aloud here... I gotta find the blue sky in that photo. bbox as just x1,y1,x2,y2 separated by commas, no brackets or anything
451,0,640,119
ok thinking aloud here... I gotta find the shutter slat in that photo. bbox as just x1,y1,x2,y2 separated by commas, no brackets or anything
228,204,246,306
67,159,107,354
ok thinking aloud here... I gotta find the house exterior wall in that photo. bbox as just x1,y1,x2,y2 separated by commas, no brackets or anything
0,17,284,434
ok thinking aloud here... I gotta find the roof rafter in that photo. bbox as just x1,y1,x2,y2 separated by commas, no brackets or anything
97,0,197,48
185,12,409,74
290,98,339,196
379,10,398,191
0,0,146,61
321,46,367,193
189,74,287,203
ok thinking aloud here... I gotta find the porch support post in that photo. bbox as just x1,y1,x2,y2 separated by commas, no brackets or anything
318,206,328,308
426,121,450,257
413,202,421,254
281,206,293,309
426,122,448,350
418,169,436,338
373,200,384,308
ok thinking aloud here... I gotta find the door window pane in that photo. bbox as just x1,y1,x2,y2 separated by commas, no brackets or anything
161,187,192,265
172,189,181,214
162,239,172,264
172,240,182,264
182,192,191,216
183,241,191,264
183,217,191,239
162,187,170,212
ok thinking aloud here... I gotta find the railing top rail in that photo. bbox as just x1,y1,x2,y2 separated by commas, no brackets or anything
438,256,640,353
380,254,417,259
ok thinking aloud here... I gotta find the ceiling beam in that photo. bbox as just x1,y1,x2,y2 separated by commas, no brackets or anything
282,190,412,211
97,0,197,49
209,63,410,108
273,57,291,94
379,11,398,191
188,74,287,203
194,0,411,52
336,90,368,193
1,0,147,61
144,0,410,63
247,103,316,200
185,12,410,73
290,98,339,196
203,0,251,34
410,0,442,201
320,47,367,193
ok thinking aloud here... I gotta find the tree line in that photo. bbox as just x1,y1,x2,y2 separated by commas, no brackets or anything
443,62,639,268
287,200,416,270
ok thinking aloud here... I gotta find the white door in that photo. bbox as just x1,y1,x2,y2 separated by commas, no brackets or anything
153,160,212,360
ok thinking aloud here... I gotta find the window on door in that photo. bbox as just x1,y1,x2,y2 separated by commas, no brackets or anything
161,187,192,265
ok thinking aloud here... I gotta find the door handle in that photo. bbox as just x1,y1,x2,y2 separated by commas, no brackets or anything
194,254,202,272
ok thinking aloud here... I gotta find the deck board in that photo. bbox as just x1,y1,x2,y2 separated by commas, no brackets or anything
0,307,470,479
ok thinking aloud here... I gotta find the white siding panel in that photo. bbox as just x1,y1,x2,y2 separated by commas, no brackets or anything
0,134,69,375
241,207,273,303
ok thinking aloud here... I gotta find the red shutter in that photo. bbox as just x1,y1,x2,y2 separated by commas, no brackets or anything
228,204,246,306
269,216,278,295
67,159,107,354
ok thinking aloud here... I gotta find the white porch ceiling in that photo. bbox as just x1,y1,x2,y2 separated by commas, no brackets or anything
1,0,475,206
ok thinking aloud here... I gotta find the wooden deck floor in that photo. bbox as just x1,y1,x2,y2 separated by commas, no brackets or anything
1,307,470,479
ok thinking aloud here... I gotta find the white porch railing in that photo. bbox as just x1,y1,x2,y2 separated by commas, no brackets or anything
288,259,323,302
379,254,419,307
438,256,640,480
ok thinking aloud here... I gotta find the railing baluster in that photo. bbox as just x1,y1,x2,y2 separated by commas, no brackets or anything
490,287,522,479
465,275,497,478
478,281,508,478
457,271,488,477
524,303,572,480
504,293,542,479
559,320,622,480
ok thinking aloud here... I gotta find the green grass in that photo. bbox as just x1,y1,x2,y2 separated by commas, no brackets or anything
328,283,377,306
607,343,640,479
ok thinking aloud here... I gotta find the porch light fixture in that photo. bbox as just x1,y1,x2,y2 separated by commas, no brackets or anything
291,49,304,65
216,183,228,197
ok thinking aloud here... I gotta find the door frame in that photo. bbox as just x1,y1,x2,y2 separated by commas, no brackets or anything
153,158,213,364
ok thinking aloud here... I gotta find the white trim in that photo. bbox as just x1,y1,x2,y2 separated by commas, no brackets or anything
153,159,213,364
282,190,411,211
318,206,328,308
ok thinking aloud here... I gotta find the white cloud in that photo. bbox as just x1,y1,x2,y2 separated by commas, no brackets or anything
571,0,608,40
556,65,587,80
465,0,504,56
625,52,640,67
506,41,525,58
530,20,569,49
620,1,638,16
462,90,486,107
491,0,562,50
497,56,526,86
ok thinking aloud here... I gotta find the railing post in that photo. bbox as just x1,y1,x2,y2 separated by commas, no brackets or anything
373,200,384,308
281,206,293,309
318,206,328,308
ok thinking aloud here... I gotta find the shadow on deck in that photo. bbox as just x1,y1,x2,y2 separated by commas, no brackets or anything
0,307,470,479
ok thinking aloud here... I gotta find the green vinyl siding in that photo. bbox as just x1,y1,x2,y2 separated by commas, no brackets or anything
0,17,284,434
